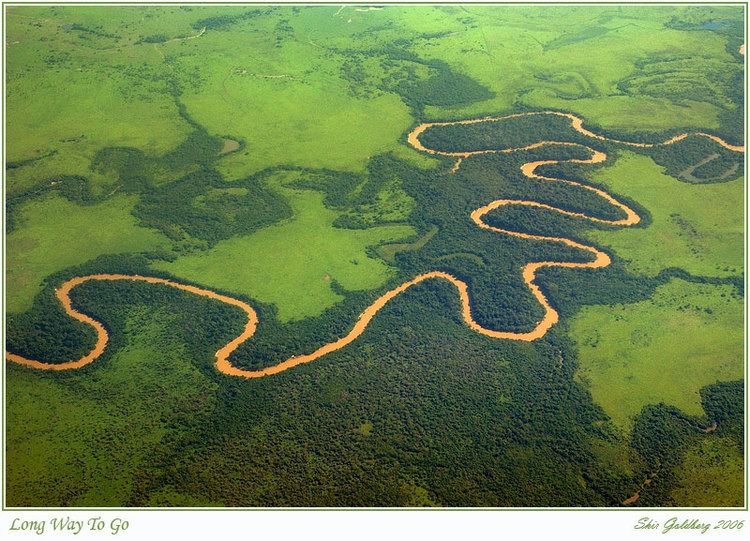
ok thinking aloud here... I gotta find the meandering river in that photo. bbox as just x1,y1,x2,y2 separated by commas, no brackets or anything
6,111,743,377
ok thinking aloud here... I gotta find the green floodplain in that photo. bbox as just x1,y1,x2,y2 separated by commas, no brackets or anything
4,4,745,507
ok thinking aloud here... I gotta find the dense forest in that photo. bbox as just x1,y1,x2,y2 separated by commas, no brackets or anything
335,42,496,115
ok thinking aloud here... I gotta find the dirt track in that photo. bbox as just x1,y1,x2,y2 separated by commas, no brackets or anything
6,111,743,377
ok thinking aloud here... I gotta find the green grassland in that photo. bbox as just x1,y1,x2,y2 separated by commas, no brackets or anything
5,7,194,195
175,36,414,179
571,279,743,429
586,152,743,278
153,171,414,321
7,194,171,313
414,6,740,136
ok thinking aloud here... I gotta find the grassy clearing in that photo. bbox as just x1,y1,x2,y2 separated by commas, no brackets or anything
416,6,740,136
571,279,743,429
173,28,413,179
5,7,192,194
671,436,744,507
153,171,414,321
7,194,172,313
586,152,742,278
6,307,218,506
